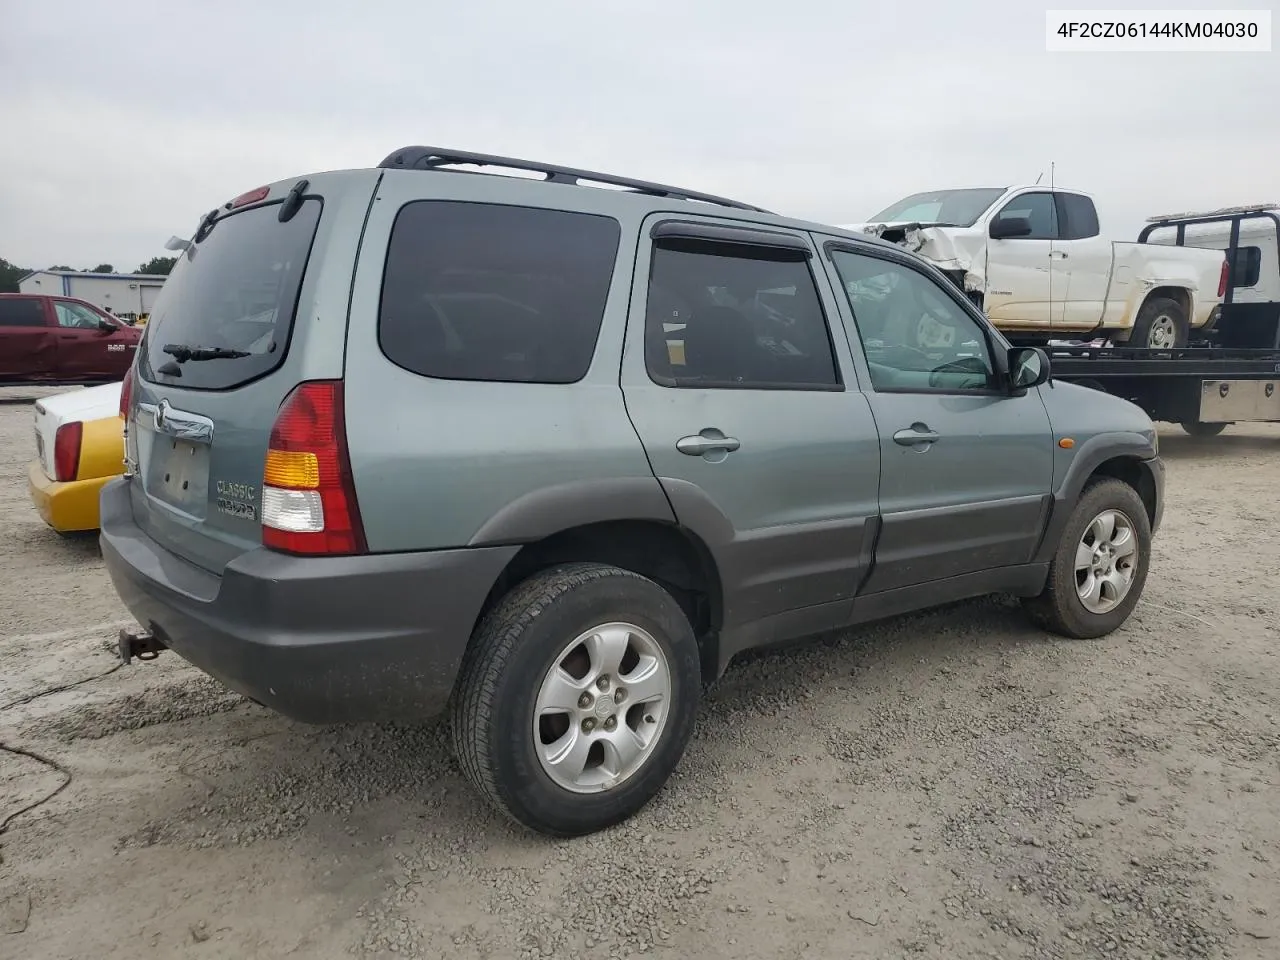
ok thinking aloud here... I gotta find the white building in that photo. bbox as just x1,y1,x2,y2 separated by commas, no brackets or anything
18,270,167,321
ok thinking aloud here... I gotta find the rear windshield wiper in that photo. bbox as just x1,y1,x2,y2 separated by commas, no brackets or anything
162,343,251,363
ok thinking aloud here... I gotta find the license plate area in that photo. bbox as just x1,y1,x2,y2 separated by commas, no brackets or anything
146,436,210,517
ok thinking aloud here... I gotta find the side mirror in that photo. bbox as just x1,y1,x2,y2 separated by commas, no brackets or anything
989,215,1033,240
1008,346,1050,390
97,318,117,333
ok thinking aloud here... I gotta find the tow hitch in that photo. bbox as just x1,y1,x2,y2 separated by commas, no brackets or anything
118,627,167,665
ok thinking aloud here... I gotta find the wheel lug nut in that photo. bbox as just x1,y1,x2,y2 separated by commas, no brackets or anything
604,716,617,731
578,693,593,709
614,688,626,703
582,718,596,732
597,675,610,691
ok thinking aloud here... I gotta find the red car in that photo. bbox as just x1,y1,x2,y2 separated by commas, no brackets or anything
0,293,142,385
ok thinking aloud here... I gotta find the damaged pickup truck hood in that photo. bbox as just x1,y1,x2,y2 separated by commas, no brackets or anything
839,221,988,291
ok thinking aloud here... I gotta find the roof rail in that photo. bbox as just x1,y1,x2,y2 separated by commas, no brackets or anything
377,145,772,214
1145,203,1279,223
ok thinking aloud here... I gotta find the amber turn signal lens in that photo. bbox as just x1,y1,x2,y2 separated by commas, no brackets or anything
264,449,320,488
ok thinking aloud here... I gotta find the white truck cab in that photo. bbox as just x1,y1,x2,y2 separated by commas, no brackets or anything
844,186,1228,349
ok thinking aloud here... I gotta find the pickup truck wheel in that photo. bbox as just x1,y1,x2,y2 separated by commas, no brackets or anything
1022,478,1152,639
1130,297,1189,349
1181,420,1228,437
450,562,701,837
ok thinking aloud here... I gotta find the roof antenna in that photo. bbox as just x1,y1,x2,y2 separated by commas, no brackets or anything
1035,171,1044,185
1048,160,1055,336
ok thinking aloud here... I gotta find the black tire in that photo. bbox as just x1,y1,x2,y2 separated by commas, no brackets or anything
450,562,701,837
1022,478,1152,639
1130,296,1189,349
1181,420,1227,437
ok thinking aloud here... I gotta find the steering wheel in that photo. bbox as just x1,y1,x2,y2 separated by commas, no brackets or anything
877,342,936,370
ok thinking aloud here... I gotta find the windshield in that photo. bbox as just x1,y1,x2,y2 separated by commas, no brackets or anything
868,188,1008,227
139,197,322,390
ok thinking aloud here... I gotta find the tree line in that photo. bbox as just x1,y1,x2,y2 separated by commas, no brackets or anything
0,256,177,294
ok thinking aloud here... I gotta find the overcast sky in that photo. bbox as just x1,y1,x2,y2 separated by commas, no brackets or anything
1,0,1275,271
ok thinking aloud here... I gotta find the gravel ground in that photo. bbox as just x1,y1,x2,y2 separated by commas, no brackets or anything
1,384,1278,960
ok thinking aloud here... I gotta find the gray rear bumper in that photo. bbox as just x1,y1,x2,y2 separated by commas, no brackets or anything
98,478,517,724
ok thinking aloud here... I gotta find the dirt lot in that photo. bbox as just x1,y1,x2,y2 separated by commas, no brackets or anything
1,386,1277,960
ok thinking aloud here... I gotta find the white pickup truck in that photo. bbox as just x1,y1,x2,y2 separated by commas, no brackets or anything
842,186,1229,349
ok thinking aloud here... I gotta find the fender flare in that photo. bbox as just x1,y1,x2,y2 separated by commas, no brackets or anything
1032,431,1160,564
1058,431,1157,506
467,477,678,545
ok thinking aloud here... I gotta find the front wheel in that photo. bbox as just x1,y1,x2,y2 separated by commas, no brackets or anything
450,562,701,837
1022,478,1152,639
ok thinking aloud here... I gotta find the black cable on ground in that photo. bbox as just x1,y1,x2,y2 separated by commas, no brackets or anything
0,663,123,713
0,662,126,840
0,743,72,835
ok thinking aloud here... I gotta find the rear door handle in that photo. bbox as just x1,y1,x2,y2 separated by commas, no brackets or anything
1050,250,1068,259
893,425,940,446
677,431,741,456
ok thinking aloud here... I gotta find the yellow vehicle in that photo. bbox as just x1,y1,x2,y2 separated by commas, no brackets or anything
28,381,125,533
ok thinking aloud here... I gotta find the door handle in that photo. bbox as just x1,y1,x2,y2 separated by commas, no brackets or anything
677,431,741,456
1050,250,1068,259
893,425,940,446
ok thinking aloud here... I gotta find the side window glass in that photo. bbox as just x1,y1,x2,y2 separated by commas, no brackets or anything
1229,246,1261,288
644,240,840,389
1056,193,1100,240
0,298,47,327
992,192,1059,240
379,201,621,384
55,303,100,329
829,250,996,393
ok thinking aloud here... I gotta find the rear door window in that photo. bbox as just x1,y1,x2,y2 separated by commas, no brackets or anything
140,198,323,390
378,201,621,383
0,298,48,327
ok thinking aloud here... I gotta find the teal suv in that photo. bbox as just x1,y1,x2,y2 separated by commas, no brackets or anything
101,147,1164,836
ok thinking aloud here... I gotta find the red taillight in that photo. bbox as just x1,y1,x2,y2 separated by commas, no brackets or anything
229,186,270,209
260,380,366,556
119,365,135,420
1218,258,1229,298
54,422,82,483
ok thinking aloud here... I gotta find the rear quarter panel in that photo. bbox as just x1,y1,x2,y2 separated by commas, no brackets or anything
341,171,668,552
1110,242,1225,328
77,415,125,481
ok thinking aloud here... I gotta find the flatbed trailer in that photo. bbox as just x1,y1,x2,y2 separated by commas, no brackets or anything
1039,343,1280,435
1000,204,1280,435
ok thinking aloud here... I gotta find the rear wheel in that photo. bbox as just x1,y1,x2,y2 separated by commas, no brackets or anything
1022,478,1152,639
450,562,701,837
1130,296,1189,349
1181,420,1227,437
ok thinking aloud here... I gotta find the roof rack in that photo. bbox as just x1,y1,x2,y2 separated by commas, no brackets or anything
377,145,772,214
1145,203,1278,223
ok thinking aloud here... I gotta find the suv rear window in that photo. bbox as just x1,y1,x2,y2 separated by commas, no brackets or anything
0,298,46,327
140,198,322,390
378,201,621,383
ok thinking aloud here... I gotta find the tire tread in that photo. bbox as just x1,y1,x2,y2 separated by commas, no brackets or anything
450,562,686,835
